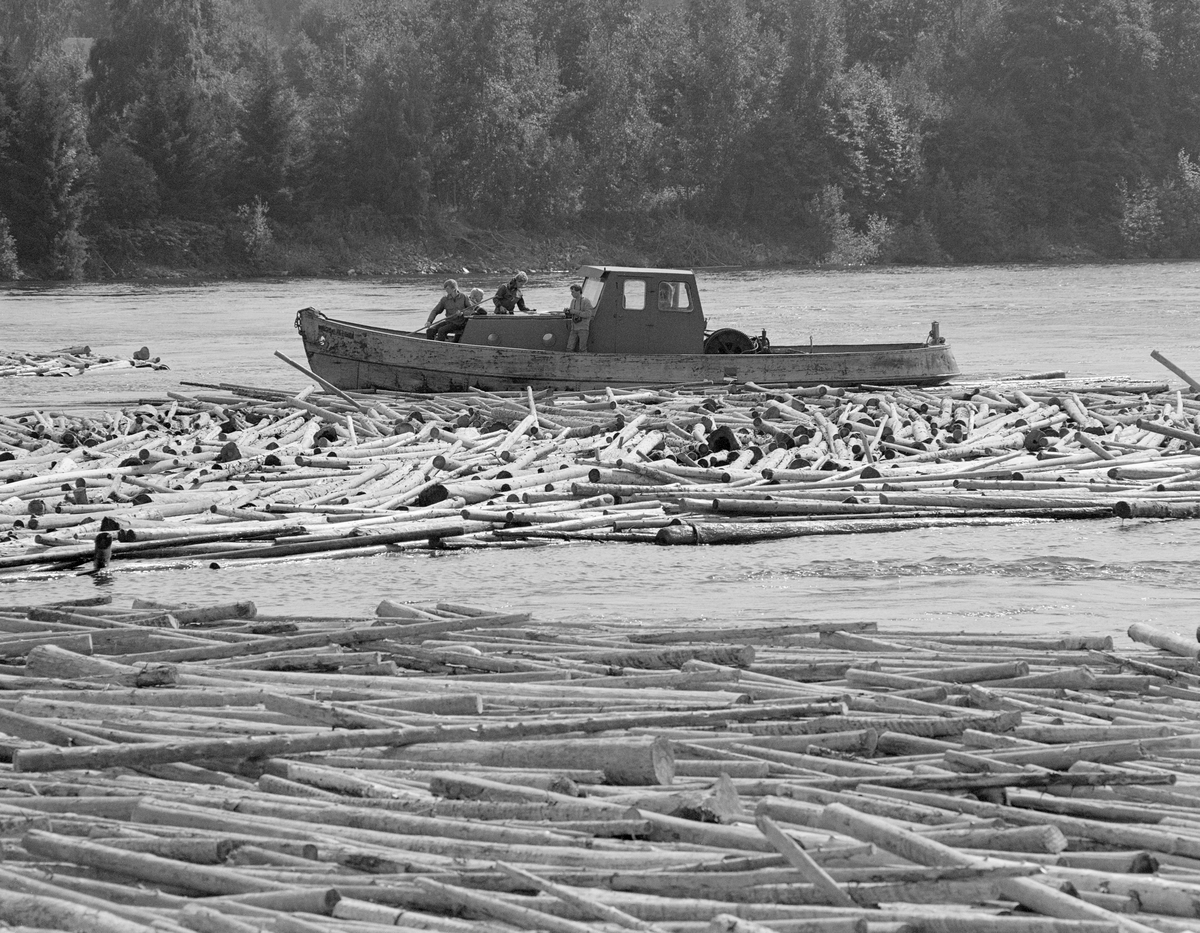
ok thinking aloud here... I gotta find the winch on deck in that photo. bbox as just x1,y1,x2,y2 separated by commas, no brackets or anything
703,327,772,355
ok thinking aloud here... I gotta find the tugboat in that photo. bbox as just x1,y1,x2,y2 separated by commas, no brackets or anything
295,265,959,392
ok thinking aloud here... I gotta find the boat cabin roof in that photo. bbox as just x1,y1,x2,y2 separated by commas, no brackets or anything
576,265,695,280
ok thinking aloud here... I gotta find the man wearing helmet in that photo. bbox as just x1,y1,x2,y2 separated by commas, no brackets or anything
492,271,535,315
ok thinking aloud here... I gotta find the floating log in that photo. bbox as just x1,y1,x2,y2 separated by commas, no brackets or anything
0,345,168,378
817,804,1162,933
1114,499,1200,518
23,645,177,687
0,889,157,933
1127,622,1200,660
1,372,1198,569
757,815,857,907
0,594,1197,933
1151,349,1200,392
386,736,675,786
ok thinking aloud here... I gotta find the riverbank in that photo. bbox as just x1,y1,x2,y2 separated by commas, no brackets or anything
79,215,793,282
7,207,1112,283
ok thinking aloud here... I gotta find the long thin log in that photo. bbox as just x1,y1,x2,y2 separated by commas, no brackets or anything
386,736,674,785
0,865,188,931
20,830,294,895
816,804,1163,933
495,862,672,932
757,816,857,907
0,890,158,933
411,876,607,933
272,351,370,413
12,726,421,772
1150,350,1200,392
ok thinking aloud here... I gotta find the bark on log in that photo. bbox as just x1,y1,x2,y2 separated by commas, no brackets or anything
656,516,1041,545
1115,500,1200,519
0,865,178,930
116,615,531,664
1136,418,1200,446
1150,349,1200,391
1127,623,1200,660
0,890,156,933
920,824,1069,854
495,861,672,932
20,830,293,895
131,599,257,625
12,726,422,773
388,736,675,785
24,644,177,687
757,815,856,907
412,876,600,933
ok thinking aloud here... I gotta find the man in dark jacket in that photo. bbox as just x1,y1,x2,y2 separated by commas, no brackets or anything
492,271,534,314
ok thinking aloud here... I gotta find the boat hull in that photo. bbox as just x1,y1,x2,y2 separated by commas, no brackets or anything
295,309,959,393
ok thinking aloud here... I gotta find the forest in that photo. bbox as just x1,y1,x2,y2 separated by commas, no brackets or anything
3,0,1200,279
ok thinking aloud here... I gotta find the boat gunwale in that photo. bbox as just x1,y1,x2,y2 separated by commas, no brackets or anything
308,311,945,359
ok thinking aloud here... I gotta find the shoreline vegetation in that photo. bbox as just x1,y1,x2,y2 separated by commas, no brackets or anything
6,0,1200,284
81,216,796,283
0,233,1152,286
4,213,1113,285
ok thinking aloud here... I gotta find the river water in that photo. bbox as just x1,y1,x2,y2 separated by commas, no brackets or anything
2,262,1198,640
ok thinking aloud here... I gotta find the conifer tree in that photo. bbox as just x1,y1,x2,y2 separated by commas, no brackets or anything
0,53,92,277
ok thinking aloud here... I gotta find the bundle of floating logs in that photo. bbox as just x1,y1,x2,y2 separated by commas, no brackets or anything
0,350,1198,571
4,596,1200,932
0,345,167,378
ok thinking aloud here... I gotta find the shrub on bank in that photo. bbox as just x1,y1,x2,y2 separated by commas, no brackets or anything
237,197,274,269
806,186,894,266
1119,151,1200,259
0,213,19,280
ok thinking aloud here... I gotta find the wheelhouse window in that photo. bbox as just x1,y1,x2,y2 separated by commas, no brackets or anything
657,281,693,311
581,277,603,309
622,279,647,311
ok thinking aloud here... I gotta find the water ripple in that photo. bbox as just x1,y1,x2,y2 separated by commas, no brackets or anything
755,556,1199,587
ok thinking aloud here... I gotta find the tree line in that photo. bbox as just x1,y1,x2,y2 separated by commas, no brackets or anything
3,0,1200,279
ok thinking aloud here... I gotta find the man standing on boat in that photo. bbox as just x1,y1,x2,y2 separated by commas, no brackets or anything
425,279,472,340
564,283,595,352
493,271,535,314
